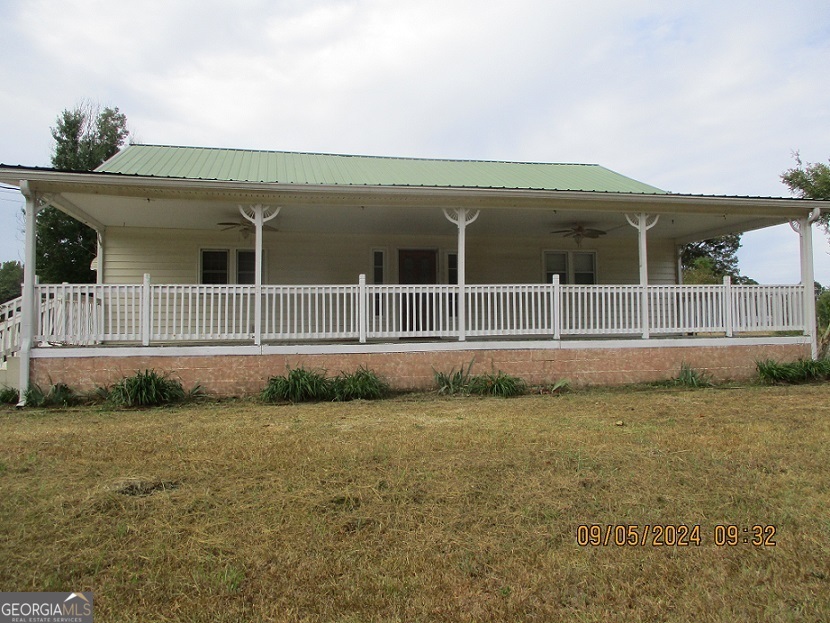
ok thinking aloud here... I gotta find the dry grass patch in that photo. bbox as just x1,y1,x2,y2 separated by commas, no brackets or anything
1,386,829,622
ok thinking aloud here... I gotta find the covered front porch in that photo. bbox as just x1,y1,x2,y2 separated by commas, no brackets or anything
0,145,823,395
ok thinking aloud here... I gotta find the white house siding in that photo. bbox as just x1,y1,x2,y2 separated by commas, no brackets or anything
102,227,678,286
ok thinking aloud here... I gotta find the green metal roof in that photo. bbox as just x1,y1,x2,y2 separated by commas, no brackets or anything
96,144,667,194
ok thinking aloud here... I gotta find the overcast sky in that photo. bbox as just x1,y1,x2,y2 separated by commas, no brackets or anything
1,0,828,284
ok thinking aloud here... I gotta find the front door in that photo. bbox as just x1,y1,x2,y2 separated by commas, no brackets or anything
399,249,437,285
399,250,437,332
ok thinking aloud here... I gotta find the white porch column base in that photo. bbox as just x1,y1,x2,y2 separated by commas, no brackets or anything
443,208,480,342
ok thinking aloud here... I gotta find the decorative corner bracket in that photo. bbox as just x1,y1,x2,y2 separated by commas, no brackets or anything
625,213,660,230
442,208,480,227
239,204,281,224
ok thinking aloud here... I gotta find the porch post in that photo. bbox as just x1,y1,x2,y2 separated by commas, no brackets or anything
240,205,280,346
723,276,733,337
18,181,40,404
96,231,105,284
141,273,151,346
358,274,367,343
795,216,819,358
626,213,659,339
443,208,480,342
552,274,561,340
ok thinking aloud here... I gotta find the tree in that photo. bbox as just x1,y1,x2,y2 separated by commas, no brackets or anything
681,234,741,278
36,102,129,283
781,153,830,235
51,103,128,171
680,234,756,284
0,260,23,304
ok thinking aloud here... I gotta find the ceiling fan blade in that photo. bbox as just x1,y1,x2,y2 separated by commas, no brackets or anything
217,221,242,227
582,230,607,238
549,229,573,235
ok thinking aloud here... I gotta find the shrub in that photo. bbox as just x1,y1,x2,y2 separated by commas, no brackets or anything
23,382,77,407
332,367,390,401
0,386,19,404
108,369,187,407
757,358,830,385
673,363,713,388
549,378,572,395
261,367,333,403
433,360,475,395
467,372,526,398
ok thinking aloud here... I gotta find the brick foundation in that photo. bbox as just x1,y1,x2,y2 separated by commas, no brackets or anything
29,341,811,396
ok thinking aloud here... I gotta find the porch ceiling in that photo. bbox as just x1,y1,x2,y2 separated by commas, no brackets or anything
56,191,785,243
0,167,818,243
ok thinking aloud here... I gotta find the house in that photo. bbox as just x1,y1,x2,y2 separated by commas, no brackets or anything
0,144,823,398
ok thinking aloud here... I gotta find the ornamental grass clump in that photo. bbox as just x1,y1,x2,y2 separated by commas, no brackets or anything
0,386,18,405
108,369,187,407
673,363,713,388
433,360,475,395
756,358,830,385
467,371,527,398
332,366,390,401
261,367,334,403
23,382,77,407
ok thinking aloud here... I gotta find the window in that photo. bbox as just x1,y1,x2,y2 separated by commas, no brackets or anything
372,249,385,284
572,252,596,285
201,249,258,284
372,249,386,315
544,251,596,284
237,250,256,284
447,253,458,285
202,250,229,284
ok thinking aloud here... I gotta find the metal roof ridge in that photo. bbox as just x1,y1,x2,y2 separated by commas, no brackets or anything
124,143,603,168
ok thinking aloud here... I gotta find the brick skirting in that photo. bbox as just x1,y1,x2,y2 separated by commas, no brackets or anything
29,342,811,396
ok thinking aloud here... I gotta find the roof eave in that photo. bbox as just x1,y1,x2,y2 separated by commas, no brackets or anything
0,167,820,219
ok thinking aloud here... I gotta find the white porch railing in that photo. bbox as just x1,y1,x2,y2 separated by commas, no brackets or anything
0,277,808,354
1,295,22,359
368,285,459,338
263,285,361,340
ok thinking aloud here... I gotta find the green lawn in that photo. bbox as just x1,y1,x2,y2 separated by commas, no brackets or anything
1,385,829,622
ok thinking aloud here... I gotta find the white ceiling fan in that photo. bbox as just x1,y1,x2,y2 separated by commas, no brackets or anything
217,219,278,238
550,224,607,247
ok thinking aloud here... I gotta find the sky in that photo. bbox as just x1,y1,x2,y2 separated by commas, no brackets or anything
0,0,828,284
